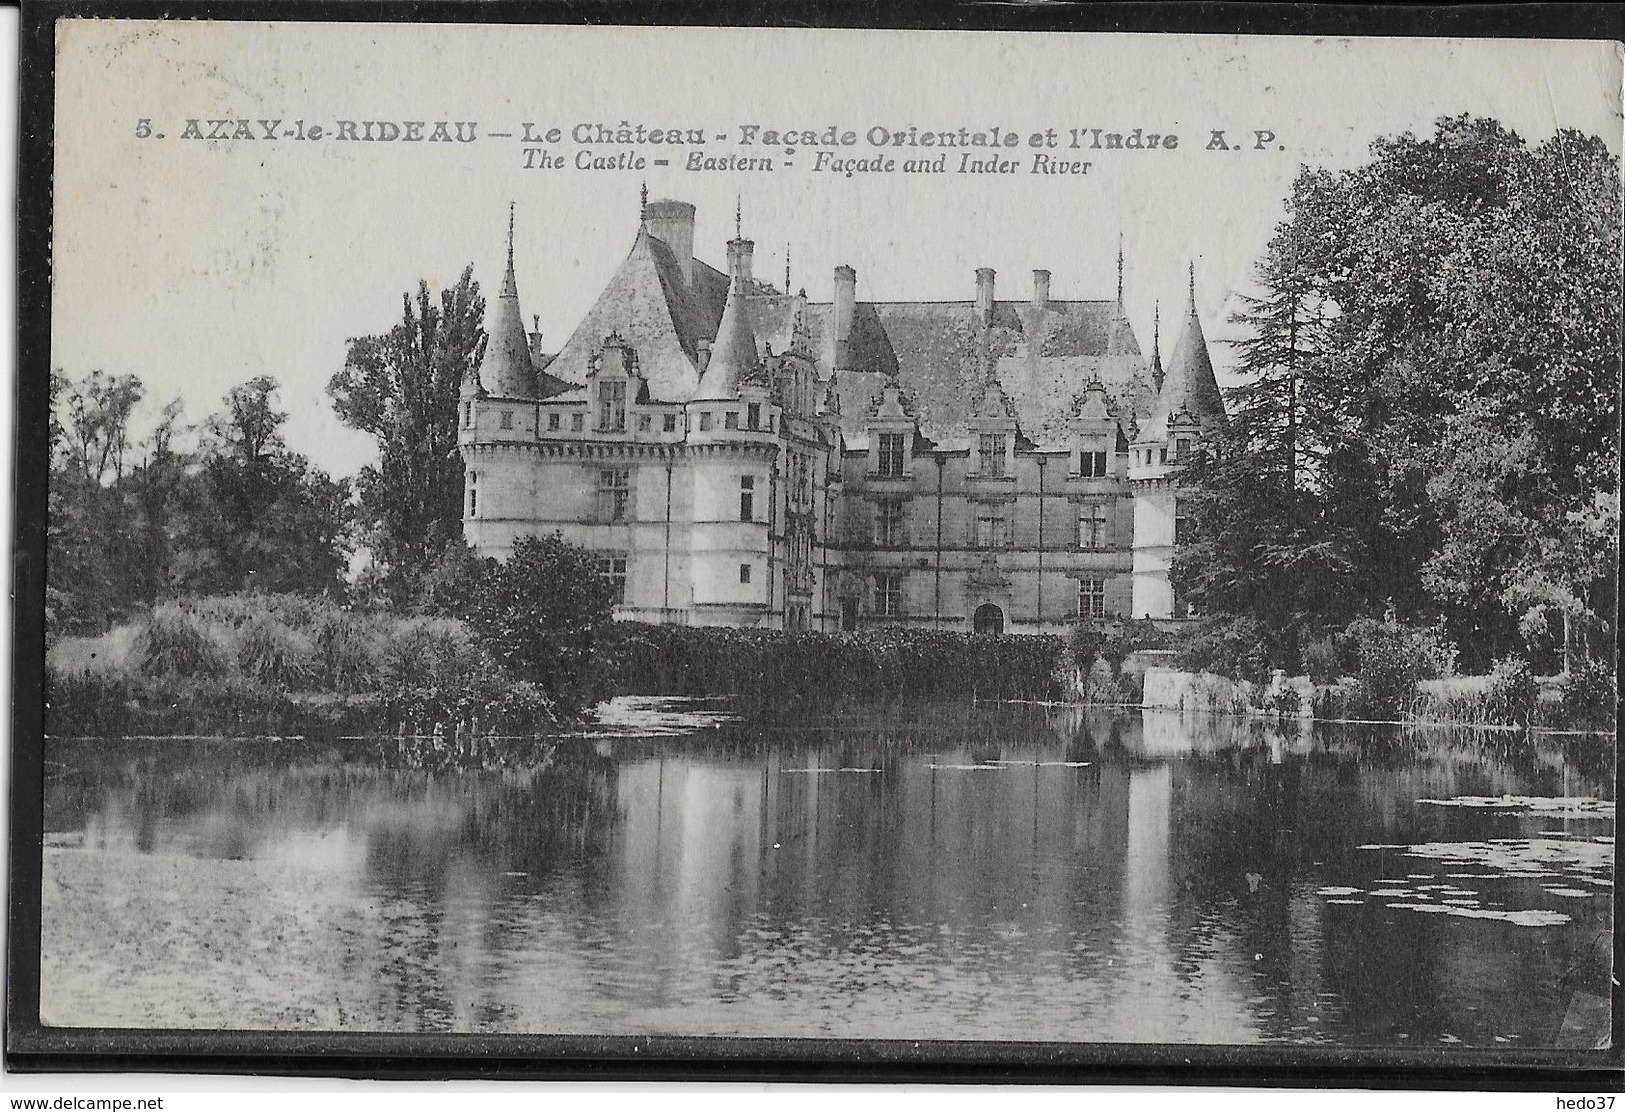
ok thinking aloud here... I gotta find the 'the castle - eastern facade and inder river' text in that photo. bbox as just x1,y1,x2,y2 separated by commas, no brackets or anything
459,198,1226,634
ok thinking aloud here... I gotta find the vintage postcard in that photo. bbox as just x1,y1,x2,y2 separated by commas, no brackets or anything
15,11,1621,1074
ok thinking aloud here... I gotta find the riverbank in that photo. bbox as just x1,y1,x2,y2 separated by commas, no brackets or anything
46,596,564,737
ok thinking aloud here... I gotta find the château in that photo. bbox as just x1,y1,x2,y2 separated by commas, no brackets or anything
459,197,1226,634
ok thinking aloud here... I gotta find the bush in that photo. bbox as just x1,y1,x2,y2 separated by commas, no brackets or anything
378,617,485,691
1483,655,1537,725
1341,616,1456,717
1259,683,1302,717
1069,618,1105,669
1561,659,1618,726
137,603,233,678
1176,615,1274,684
1302,634,1343,685
236,612,316,688
310,609,378,693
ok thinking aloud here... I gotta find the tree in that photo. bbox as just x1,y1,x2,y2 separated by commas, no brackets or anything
176,377,352,596
424,535,617,711
329,267,486,593
1175,115,1620,672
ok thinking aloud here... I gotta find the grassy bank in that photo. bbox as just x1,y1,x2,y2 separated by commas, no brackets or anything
46,595,560,737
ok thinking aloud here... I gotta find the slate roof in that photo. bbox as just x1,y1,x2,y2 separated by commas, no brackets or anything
800,299,1157,449
692,276,759,401
478,232,544,399
528,206,1210,450
1140,285,1226,441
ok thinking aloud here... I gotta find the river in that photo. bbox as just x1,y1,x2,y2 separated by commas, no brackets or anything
39,699,1614,1045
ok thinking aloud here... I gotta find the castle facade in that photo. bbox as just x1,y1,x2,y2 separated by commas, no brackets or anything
459,199,1226,634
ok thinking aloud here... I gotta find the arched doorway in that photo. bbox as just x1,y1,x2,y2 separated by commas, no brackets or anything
973,603,1004,636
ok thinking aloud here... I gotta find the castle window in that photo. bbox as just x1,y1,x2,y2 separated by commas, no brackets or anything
596,555,627,605
663,413,678,433
1159,447,1168,465
740,475,755,522
1081,449,1108,478
877,432,906,478
1079,575,1106,619
548,412,561,431
466,471,477,518
747,403,761,430
1174,500,1191,545
572,412,584,433
725,411,739,430
739,563,752,584
875,571,902,618
1079,502,1108,550
462,402,472,428
638,414,652,432
598,468,631,522
598,380,627,432
978,433,1007,478
875,499,905,547
1175,438,1191,462
975,513,1007,549
700,412,714,432
500,409,514,430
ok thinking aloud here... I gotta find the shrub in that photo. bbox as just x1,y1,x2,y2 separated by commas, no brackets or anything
379,617,484,690
1259,683,1302,717
1176,615,1274,684
310,609,378,693
1561,659,1618,726
1302,634,1343,684
236,612,316,688
1069,617,1105,669
1341,616,1456,717
136,603,233,678
1482,655,1537,725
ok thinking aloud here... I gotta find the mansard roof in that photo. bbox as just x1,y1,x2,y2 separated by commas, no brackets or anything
801,298,1156,450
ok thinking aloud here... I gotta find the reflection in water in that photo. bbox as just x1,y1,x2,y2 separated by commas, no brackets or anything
40,701,1614,1044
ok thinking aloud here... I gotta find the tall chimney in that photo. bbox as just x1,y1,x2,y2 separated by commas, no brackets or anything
726,237,755,285
831,264,857,371
644,199,695,285
975,267,996,327
1032,269,1050,313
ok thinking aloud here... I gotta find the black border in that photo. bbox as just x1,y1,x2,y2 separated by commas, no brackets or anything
8,0,1625,1086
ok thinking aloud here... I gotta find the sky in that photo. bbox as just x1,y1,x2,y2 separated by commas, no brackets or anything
51,22,1623,477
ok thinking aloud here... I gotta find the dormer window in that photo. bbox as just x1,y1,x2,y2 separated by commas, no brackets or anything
747,403,761,430
1079,449,1108,478
877,433,906,478
1175,438,1191,462
598,380,626,432
978,433,1007,478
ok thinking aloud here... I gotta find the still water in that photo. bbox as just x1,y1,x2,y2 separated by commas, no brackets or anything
41,699,1614,1045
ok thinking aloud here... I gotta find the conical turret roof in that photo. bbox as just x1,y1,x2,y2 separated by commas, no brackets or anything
1142,265,1225,440
477,206,541,400
692,274,759,401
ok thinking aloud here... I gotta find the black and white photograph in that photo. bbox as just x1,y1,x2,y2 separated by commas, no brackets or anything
9,10,1621,1081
